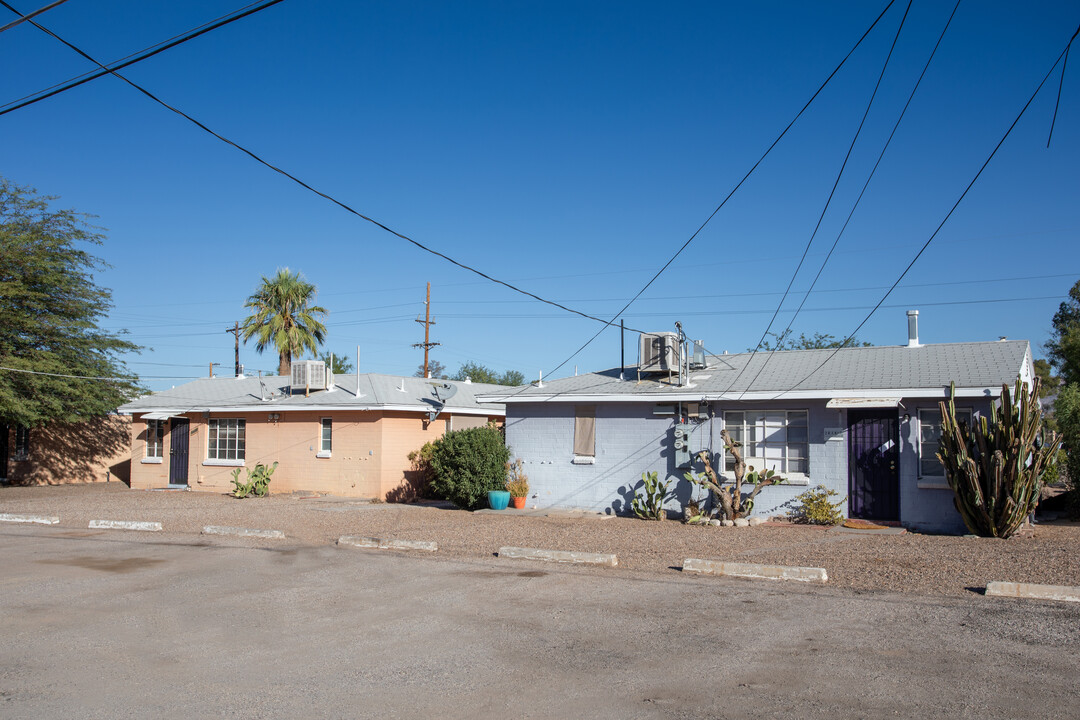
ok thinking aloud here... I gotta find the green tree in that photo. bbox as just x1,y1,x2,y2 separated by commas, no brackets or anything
751,330,872,352
1055,383,1080,514
1047,280,1080,386
0,178,141,426
318,351,353,375
241,269,328,377
1034,358,1061,399
450,361,524,386
414,360,447,379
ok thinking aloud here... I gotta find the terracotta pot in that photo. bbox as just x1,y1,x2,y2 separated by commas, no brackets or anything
510,496,527,509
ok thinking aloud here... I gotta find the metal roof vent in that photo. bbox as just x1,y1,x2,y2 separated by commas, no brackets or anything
690,340,707,370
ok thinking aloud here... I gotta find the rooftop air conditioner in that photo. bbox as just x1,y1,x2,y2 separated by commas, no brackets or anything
291,360,332,391
639,332,680,373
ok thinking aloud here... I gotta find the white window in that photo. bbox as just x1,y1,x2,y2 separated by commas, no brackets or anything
918,408,971,478
208,418,245,461
146,419,164,459
723,410,808,475
320,418,332,455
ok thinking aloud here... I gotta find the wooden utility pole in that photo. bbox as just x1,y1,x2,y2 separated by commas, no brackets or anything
412,282,439,378
225,322,241,377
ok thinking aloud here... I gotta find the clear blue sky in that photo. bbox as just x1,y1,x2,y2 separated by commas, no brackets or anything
3,0,1078,390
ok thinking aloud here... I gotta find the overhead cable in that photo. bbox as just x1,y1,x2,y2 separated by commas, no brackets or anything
768,21,1080,400
1,0,648,334
538,0,899,381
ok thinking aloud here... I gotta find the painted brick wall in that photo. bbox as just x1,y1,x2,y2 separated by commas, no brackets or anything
507,400,848,518
4,417,131,486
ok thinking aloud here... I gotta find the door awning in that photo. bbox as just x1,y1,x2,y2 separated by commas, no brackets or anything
140,410,186,420
826,397,902,409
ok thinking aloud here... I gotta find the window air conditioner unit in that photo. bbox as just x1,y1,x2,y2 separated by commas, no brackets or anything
639,332,680,373
291,360,332,391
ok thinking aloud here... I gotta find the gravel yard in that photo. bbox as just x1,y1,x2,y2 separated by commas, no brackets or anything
3,482,1078,598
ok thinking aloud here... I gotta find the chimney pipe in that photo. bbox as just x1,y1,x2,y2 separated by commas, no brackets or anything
906,310,920,348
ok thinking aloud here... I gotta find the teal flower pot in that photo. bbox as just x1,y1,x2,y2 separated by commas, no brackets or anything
487,490,510,510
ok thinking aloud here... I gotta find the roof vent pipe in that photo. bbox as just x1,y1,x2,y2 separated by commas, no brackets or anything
906,310,920,348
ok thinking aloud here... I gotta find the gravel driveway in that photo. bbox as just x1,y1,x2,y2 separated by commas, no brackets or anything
3,482,1078,597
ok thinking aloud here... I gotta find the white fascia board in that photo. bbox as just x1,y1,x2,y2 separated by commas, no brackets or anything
185,404,504,416
489,387,1002,403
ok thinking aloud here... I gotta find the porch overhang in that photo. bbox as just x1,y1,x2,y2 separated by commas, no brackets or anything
139,410,187,420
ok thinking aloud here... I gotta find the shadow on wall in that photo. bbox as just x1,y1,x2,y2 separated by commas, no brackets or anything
386,469,429,503
7,416,131,486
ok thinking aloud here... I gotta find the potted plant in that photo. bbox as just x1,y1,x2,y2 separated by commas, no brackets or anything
506,459,529,509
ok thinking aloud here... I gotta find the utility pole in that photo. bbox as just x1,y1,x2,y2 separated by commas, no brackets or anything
226,322,241,377
209,362,220,378
412,282,439,378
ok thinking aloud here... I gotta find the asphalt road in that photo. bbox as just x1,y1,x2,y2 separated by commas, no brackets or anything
1,525,1078,719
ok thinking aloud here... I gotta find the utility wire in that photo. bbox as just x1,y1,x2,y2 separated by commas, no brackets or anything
1,1,648,335
737,0,958,398
767,21,1080,400
0,364,197,381
539,0,898,381
734,0,914,402
0,0,285,114
0,0,63,33
1047,43,1071,147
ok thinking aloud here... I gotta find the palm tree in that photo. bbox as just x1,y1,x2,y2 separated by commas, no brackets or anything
241,269,328,376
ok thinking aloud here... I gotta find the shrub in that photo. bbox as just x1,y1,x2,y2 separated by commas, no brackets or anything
787,485,845,525
388,441,437,502
428,426,510,510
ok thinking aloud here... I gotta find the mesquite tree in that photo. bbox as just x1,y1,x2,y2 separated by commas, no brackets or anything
683,429,785,520
937,377,1060,538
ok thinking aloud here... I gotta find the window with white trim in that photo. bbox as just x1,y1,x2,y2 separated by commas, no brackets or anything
320,418,332,454
918,408,971,478
723,410,808,475
146,419,164,459
207,418,245,461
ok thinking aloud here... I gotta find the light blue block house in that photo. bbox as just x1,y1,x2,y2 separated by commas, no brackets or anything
479,321,1034,534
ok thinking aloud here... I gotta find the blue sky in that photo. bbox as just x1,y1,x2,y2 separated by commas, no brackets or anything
3,1,1078,390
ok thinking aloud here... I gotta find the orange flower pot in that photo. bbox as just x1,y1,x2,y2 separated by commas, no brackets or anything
510,496,527,509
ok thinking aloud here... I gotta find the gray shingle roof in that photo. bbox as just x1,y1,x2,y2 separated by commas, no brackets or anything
479,340,1032,402
119,373,506,415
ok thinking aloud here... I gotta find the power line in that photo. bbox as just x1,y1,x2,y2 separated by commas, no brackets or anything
538,0,899,381
766,21,1080,401
0,0,66,33
0,364,198,381
1,1,648,335
736,0,957,398
0,0,287,114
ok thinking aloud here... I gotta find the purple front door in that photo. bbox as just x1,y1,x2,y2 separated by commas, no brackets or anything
169,419,189,486
847,410,899,521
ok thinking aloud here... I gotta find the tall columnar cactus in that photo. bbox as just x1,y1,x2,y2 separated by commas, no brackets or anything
937,377,1060,538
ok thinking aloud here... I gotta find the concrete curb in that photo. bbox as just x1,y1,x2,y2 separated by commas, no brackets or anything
0,513,59,525
986,581,1080,603
338,536,438,552
683,558,828,583
88,520,163,532
202,525,286,540
498,546,618,567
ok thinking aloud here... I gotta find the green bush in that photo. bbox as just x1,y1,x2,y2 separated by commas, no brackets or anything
428,426,510,510
787,485,845,525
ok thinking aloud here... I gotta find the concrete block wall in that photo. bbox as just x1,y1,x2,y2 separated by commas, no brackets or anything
506,400,848,518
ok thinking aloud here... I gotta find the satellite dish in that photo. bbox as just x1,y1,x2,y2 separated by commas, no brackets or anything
429,382,458,403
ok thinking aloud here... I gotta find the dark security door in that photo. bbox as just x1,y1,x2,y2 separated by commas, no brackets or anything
847,410,899,521
169,419,189,486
